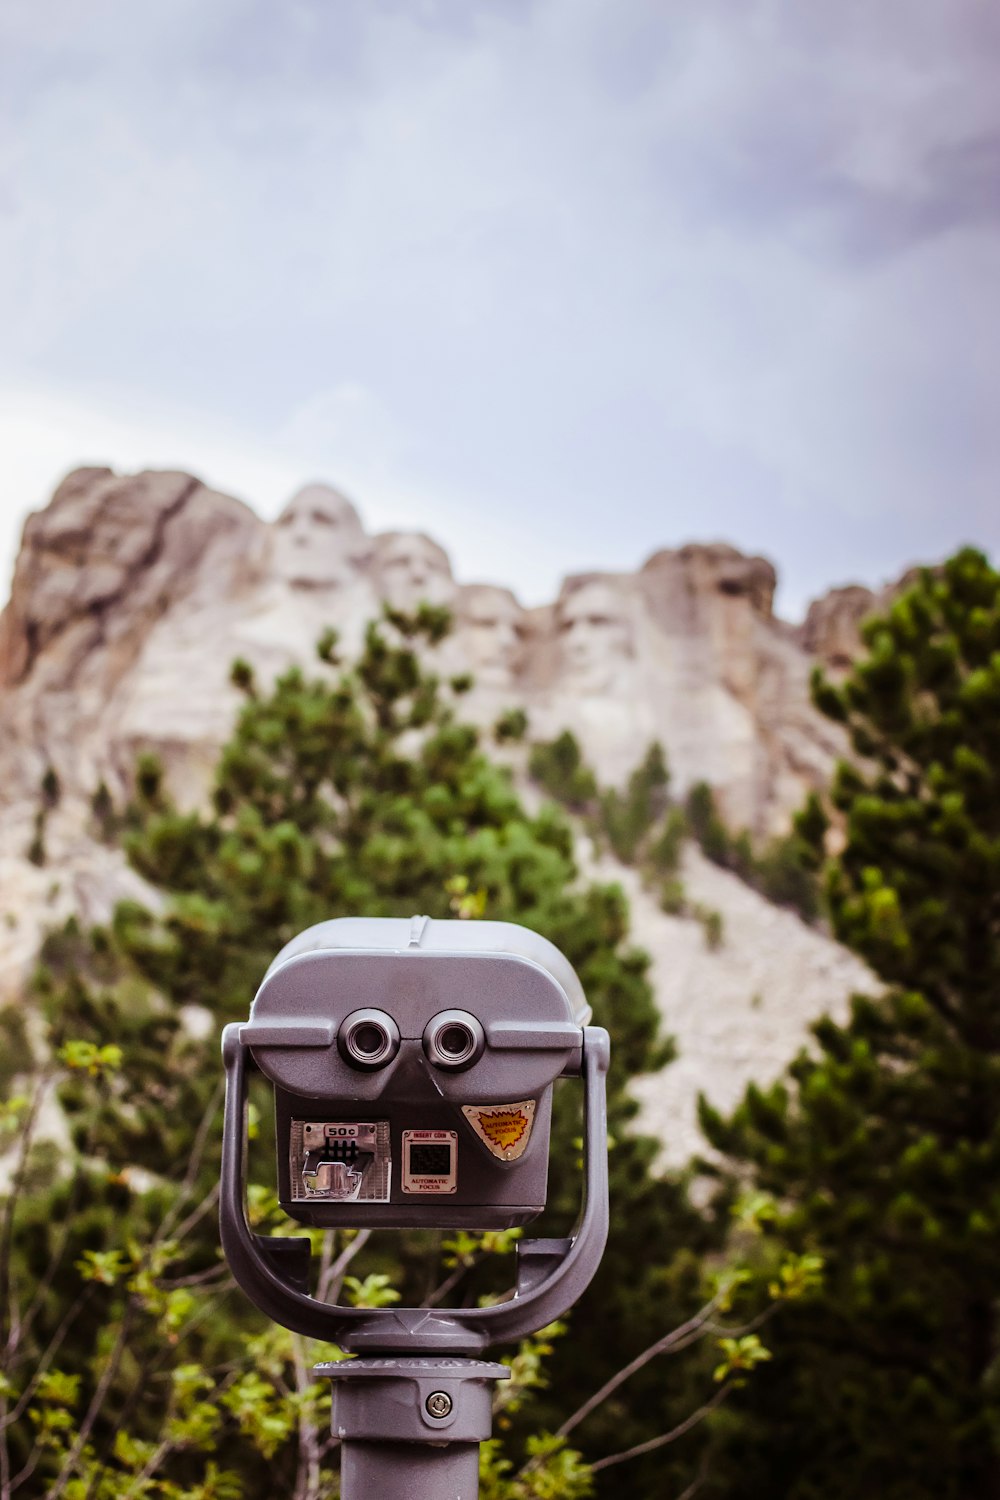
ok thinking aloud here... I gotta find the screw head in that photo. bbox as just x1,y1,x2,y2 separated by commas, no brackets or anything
425,1390,453,1419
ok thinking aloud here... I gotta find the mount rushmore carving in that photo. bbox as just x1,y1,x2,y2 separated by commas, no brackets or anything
1,466,851,834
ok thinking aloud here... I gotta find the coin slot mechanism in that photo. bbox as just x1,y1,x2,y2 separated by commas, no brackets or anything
291,1120,391,1202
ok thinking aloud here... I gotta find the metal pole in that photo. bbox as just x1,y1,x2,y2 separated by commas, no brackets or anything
341,1441,480,1499
315,1356,510,1500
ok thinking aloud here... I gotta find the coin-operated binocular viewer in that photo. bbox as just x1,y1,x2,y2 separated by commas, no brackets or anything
220,916,610,1500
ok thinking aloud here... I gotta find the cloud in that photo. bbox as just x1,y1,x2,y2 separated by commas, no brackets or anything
0,385,300,598
0,0,997,620
276,384,401,475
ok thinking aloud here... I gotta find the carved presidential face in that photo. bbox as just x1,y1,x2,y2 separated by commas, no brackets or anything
556,580,634,692
455,585,525,685
272,485,369,588
374,532,455,612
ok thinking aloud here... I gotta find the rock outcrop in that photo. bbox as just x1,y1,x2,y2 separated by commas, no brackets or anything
0,467,261,804
797,566,927,671
0,466,884,1157
798,583,882,670
618,842,873,1165
0,470,854,832
517,544,846,828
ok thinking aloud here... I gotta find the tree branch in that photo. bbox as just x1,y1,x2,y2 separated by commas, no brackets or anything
0,1288,94,1434
168,1181,220,1246
155,1079,225,1244
316,1230,371,1305
47,1297,136,1500
291,1334,323,1500
0,1075,48,1357
555,1290,726,1442
589,1383,730,1474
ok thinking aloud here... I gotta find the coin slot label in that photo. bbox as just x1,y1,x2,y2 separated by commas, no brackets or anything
401,1128,458,1194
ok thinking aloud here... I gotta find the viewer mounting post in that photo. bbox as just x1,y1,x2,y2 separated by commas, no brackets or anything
219,916,610,1499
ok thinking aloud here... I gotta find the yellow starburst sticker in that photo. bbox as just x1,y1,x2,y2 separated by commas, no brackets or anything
462,1099,537,1161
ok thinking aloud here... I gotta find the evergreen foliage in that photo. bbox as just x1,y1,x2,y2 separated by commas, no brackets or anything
493,707,529,744
527,724,819,928
527,731,598,811
648,808,687,880
529,729,818,935
598,744,670,864
684,781,823,923
700,549,1000,1499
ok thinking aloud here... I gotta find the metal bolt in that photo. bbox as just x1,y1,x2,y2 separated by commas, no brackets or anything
425,1390,452,1419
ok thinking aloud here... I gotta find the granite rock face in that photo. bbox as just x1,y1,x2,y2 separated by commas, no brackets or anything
613,843,873,1165
797,583,882,669
0,467,261,805
518,544,846,828
0,467,882,1155
0,470,854,832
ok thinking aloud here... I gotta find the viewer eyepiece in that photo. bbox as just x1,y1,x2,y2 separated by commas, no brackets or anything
423,1009,485,1070
339,1009,400,1070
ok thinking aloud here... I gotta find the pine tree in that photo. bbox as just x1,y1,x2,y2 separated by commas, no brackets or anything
599,743,671,864
701,548,1000,1499
527,730,599,811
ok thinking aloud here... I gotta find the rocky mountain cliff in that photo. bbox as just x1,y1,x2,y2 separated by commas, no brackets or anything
0,467,880,1159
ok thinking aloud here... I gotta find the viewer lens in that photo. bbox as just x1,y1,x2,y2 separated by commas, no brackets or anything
423,1010,485,1071
353,1024,386,1056
339,1010,400,1070
440,1025,473,1057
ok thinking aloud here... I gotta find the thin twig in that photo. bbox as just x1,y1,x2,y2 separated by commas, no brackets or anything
161,1262,232,1290
76,1288,241,1498
316,1230,371,1304
117,1368,240,1500
47,1298,136,1500
704,1304,775,1339
422,1259,476,1309
83,1328,167,1500
589,1384,730,1474
316,1231,335,1300
117,1435,175,1500
133,1285,237,1390
555,1291,726,1442
0,1288,94,1433
156,1080,225,1244
0,1075,48,1355
0,1392,9,1500
168,1182,220,1246
14,1162,91,1360
674,1452,711,1500
8,1440,42,1495
291,1334,323,1500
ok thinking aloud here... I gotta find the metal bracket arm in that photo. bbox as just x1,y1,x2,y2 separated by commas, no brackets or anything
219,1023,610,1354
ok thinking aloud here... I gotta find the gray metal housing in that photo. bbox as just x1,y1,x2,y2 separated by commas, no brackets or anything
242,916,590,1229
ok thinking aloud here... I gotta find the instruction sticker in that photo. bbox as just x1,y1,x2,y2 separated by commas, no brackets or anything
402,1128,458,1194
462,1100,536,1162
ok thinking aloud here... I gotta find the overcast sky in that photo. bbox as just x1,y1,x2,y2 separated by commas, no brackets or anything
2,0,998,620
